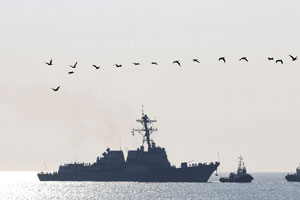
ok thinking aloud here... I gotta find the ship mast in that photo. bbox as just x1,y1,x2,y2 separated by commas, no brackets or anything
238,156,243,170
132,107,158,151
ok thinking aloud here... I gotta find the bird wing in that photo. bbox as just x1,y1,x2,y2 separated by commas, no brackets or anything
173,61,180,66
52,86,60,91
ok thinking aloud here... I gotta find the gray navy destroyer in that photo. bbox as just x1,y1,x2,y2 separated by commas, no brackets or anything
38,111,220,182
285,164,300,182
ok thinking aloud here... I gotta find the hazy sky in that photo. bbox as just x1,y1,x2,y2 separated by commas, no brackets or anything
1,0,300,172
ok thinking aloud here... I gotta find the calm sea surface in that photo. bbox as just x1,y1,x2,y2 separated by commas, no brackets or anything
0,172,299,200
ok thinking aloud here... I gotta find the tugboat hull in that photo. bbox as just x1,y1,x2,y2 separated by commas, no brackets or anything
219,174,253,183
285,174,300,182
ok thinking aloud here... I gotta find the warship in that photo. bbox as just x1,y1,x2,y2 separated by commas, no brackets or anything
38,110,220,182
285,164,300,182
219,156,253,183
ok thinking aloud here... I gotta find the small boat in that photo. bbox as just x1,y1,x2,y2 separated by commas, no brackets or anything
219,156,253,183
286,164,300,182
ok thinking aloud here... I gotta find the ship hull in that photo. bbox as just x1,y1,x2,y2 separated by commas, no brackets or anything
38,163,219,182
285,174,300,182
219,174,253,183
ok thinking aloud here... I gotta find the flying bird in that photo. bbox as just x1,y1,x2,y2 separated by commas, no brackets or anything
92,65,100,69
193,59,200,63
68,71,74,74
268,57,274,61
45,59,53,66
133,62,140,66
173,60,181,67
239,57,248,62
115,64,122,68
51,86,60,91
276,59,283,64
151,62,158,65
219,57,226,63
289,55,298,61
69,62,78,68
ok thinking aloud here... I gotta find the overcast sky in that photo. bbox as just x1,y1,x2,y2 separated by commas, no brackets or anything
1,0,300,172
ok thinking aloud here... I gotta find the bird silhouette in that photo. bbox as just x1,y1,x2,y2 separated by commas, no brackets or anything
45,59,53,66
69,62,78,68
68,71,74,74
51,86,60,91
289,55,298,61
219,57,226,63
193,59,200,63
92,65,100,69
276,59,283,64
115,64,122,68
239,57,248,62
268,57,274,61
133,62,140,66
151,62,158,65
173,60,181,67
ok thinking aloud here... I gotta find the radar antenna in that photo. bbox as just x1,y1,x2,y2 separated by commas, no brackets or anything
132,107,158,151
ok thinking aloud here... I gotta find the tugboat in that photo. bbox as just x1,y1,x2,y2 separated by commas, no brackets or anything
219,156,253,183
286,164,300,182
37,109,220,182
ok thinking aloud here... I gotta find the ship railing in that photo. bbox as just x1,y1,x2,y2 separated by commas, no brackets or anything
62,162,86,167
39,171,58,175
187,162,219,167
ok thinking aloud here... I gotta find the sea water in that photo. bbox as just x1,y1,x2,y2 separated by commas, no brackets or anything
0,172,299,200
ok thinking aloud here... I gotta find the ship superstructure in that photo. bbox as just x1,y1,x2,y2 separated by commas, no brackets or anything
38,110,220,182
